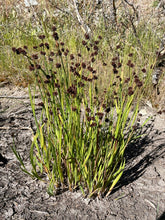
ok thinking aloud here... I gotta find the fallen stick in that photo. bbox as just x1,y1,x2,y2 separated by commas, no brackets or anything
0,126,33,130
0,95,39,99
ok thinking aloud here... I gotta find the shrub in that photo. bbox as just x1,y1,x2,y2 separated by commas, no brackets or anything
12,26,149,197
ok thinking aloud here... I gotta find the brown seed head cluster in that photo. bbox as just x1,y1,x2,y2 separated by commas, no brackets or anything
128,87,134,96
127,60,134,68
67,84,77,97
12,47,27,55
53,32,59,41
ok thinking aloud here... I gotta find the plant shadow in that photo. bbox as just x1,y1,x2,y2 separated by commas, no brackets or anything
111,117,165,194
157,211,165,220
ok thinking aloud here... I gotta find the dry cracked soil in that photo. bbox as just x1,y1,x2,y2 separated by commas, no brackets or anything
0,84,165,220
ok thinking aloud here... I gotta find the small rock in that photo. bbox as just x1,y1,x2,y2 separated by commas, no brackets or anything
5,207,13,217
24,0,38,7
157,179,165,187
139,109,147,116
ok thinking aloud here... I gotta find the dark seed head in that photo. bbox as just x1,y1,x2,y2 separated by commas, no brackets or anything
93,45,98,51
93,75,98,80
54,83,60,88
29,64,35,71
21,49,27,55
53,32,59,41
32,54,38,59
87,116,91,122
86,107,91,113
102,104,106,109
82,40,87,46
141,68,146,73
111,62,117,68
87,66,93,72
70,66,75,72
82,75,88,81
46,74,51,79
130,63,134,68
86,46,90,51
38,35,45,40
105,118,109,122
56,50,62,56
72,107,77,111
113,68,118,74
38,102,44,107
116,44,121,49
128,53,133,57
39,43,44,47
70,54,74,60
81,62,86,69
136,81,143,88
48,57,53,62
75,63,80,68
94,51,98,56
35,64,41,69
132,125,138,130
67,85,77,97
78,81,84,87
40,51,46,56
52,26,57,31
90,122,97,127
23,46,28,50
44,80,50,84
127,60,134,68
45,43,50,49
74,71,80,77
53,91,58,96
106,107,110,113
12,47,16,52
112,57,118,62
84,33,90,40
128,87,133,90
16,47,23,55
125,77,130,83
117,62,122,68
56,63,61,68
96,112,104,120
128,89,134,96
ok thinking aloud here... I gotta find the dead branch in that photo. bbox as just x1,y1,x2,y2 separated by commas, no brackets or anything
122,0,139,20
0,95,39,99
72,0,91,35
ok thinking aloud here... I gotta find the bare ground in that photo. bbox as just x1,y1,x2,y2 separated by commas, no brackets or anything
0,84,165,220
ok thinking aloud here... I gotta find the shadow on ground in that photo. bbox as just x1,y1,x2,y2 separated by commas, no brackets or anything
157,211,165,220
112,118,165,194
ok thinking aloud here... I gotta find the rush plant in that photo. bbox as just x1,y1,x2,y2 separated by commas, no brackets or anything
12,26,148,197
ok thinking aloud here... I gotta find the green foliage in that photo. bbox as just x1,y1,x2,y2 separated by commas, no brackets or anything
152,1,160,7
